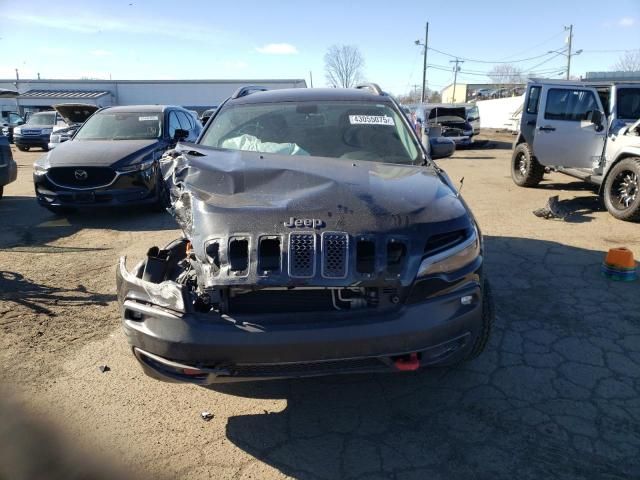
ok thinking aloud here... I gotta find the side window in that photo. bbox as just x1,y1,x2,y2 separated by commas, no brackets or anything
526,86,541,114
9,113,23,124
544,89,598,121
176,111,193,131
167,111,181,138
616,88,640,120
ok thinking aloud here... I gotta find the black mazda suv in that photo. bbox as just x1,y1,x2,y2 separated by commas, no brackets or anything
116,84,493,384
33,105,201,213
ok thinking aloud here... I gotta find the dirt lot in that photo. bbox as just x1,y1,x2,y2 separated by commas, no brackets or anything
1,132,639,479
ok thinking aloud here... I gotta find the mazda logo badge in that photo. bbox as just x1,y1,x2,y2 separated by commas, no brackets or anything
74,169,88,181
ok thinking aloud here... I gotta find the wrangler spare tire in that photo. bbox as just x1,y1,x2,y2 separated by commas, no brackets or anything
603,157,640,222
511,143,544,187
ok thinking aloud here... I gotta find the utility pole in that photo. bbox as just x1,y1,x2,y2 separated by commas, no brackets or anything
14,68,20,115
449,59,463,103
565,24,573,80
421,22,428,103
414,22,429,103
309,70,314,88
411,83,421,99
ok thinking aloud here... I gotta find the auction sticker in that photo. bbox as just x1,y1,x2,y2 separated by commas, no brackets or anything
349,115,394,126
139,116,159,121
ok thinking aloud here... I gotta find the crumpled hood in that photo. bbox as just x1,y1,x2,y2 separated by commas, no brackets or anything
46,139,162,167
163,143,472,277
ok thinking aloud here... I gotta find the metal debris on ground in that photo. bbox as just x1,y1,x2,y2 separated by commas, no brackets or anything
98,365,110,373
201,412,214,421
533,195,568,220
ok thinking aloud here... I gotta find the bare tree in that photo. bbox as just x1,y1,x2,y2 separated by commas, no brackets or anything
487,64,524,84
324,45,365,88
612,50,640,72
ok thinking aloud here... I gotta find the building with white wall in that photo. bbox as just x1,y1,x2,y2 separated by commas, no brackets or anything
0,78,307,115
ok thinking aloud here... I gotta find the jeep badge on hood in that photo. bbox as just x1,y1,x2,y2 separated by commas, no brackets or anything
283,217,325,229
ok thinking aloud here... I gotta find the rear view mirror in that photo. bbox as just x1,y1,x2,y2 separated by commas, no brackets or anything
430,137,456,160
173,128,189,141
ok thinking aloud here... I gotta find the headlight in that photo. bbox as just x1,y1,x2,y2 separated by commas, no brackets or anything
117,158,155,173
417,227,480,277
13,127,22,135
33,159,50,175
41,128,53,135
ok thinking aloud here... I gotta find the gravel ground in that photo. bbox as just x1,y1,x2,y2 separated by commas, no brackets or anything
1,132,639,479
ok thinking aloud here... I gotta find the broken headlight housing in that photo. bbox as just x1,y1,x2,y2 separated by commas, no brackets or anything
118,158,156,173
417,226,480,277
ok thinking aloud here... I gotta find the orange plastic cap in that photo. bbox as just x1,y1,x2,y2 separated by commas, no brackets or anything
604,247,636,269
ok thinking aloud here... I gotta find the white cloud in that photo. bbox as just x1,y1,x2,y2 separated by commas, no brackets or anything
91,49,112,57
5,13,227,43
619,17,636,27
255,43,298,55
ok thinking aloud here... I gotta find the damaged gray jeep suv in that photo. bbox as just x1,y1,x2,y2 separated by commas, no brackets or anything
116,84,494,384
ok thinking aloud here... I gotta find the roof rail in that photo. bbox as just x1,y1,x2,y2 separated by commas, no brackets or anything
231,85,269,100
355,83,384,96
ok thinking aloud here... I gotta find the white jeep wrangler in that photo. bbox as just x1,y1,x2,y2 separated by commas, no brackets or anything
512,80,640,221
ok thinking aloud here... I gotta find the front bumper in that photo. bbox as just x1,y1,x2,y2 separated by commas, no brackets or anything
447,135,473,146
15,134,49,148
33,164,161,208
117,258,485,384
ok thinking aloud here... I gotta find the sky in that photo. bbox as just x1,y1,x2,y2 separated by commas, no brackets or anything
0,0,638,95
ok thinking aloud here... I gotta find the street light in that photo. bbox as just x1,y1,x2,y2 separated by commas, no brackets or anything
548,48,582,79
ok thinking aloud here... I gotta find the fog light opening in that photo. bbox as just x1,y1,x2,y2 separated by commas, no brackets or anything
460,295,473,305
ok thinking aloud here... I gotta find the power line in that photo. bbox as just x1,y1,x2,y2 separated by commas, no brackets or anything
498,30,567,60
427,46,557,64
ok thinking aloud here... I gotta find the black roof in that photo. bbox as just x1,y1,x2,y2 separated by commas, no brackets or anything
229,88,392,105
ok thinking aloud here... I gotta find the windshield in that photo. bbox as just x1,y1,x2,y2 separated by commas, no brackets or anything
617,88,640,120
200,101,421,164
26,113,56,126
75,111,162,140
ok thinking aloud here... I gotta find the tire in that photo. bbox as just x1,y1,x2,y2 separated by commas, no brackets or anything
511,143,544,187
463,280,495,361
42,146,49,152
603,157,640,222
0,185,3,200
16,145,29,152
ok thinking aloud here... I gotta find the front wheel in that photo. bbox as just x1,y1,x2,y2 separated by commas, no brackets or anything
16,145,29,152
603,157,640,222
511,143,544,187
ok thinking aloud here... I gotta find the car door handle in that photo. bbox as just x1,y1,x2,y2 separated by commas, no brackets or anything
538,126,556,132
527,120,536,126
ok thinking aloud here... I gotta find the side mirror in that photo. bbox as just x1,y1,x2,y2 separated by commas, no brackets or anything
430,137,456,160
173,128,189,141
591,110,604,132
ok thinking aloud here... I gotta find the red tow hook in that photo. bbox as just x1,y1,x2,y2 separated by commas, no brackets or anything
394,353,420,371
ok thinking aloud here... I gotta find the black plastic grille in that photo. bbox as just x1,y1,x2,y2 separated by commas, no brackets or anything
289,233,315,277
229,357,386,377
322,232,348,278
47,167,116,188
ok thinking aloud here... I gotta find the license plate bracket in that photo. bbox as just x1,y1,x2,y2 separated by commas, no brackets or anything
74,192,95,203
